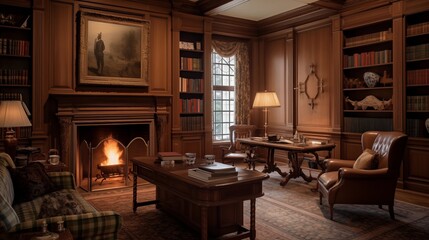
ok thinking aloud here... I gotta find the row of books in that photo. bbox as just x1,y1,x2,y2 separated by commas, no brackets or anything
343,117,392,133
0,92,23,100
180,98,203,113
180,57,202,71
407,22,429,36
188,162,238,183
407,69,429,85
181,116,203,131
407,96,429,111
179,77,203,93
406,119,429,138
343,50,392,68
179,41,202,50
406,43,429,61
0,38,30,56
344,29,392,47
0,68,29,85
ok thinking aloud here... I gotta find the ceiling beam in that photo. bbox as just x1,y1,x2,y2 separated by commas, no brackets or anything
311,0,345,11
198,0,249,16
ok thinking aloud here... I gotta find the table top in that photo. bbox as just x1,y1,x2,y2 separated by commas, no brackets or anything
131,156,268,188
237,137,336,152
131,156,268,206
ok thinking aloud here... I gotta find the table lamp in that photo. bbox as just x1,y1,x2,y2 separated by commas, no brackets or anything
0,101,32,160
252,90,280,137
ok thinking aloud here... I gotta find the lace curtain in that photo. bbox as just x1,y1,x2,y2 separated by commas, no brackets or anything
212,40,250,124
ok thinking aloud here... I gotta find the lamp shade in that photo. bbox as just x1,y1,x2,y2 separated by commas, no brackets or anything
0,101,32,128
252,91,281,108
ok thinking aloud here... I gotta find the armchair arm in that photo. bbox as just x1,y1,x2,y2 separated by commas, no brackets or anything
47,172,76,190
339,167,389,179
324,159,355,172
10,211,122,239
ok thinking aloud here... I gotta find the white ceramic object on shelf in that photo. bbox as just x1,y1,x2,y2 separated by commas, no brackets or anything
363,72,380,88
425,118,429,133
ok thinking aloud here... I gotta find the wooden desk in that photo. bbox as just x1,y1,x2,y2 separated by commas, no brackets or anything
131,157,268,240
237,138,336,186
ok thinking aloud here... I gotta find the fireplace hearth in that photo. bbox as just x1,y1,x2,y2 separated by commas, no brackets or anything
79,129,151,191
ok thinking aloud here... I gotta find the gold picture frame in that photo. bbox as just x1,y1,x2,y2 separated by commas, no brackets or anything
78,11,150,87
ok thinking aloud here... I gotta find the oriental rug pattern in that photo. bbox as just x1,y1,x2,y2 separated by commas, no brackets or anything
83,164,429,240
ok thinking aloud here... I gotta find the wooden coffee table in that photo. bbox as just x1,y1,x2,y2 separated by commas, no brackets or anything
131,157,268,240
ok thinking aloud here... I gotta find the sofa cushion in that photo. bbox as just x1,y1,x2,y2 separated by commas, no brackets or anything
38,191,88,218
14,189,98,223
9,162,57,204
353,149,377,170
318,171,338,190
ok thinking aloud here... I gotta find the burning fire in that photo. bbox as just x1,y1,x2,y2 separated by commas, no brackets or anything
101,136,123,166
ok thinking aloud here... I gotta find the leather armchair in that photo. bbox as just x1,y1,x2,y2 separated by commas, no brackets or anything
318,131,408,220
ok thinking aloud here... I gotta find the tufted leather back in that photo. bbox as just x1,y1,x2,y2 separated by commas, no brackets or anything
362,131,408,177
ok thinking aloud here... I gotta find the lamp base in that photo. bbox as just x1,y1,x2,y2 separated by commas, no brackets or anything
4,129,18,161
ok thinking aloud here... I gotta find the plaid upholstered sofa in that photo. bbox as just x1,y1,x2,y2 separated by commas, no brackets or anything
0,152,122,239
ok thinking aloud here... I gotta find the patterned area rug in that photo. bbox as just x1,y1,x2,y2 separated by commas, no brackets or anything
83,164,429,240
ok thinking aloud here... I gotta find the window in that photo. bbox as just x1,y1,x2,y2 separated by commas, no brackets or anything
212,50,236,141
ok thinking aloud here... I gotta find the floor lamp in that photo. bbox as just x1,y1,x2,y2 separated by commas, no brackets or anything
252,90,280,138
0,101,32,161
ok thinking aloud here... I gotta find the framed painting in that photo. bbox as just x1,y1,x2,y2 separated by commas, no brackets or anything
78,11,150,86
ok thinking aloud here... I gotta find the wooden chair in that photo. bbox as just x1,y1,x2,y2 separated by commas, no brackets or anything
221,124,256,167
318,131,408,220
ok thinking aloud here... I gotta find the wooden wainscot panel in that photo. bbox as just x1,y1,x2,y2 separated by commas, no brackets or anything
404,139,429,193
148,14,171,94
295,22,332,131
340,133,362,160
172,132,204,158
50,1,74,90
341,4,392,29
264,35,286,130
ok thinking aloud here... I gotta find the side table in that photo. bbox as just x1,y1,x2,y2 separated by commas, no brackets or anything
43,162,68,172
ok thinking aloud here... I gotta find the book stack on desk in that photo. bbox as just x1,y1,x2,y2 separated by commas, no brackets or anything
188,162,238,182
157,152,184,164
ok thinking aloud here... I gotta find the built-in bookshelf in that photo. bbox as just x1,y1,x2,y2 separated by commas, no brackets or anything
179,31,204,131
405,10,429,138
342,20,394,133
0,5,32,141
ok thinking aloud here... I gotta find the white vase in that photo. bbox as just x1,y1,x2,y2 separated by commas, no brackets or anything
363,72,380,88
425,118,429,133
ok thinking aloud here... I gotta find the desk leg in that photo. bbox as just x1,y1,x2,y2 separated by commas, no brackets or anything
250,198,256,240
281,152,312,186
133,167,137,213
262,148,287,178
201,206,208,240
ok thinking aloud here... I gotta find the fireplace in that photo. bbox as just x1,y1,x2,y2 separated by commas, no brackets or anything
52,93,171,191
78,123,152,191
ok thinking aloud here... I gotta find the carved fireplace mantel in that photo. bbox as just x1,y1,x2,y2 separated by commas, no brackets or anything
50,92,172,174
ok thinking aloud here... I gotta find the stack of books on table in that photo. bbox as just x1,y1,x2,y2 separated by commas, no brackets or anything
188,162,238,183
157,152,184,163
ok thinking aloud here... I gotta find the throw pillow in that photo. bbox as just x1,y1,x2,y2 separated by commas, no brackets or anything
9,162,57,204
38,191,87,218
353,149,377,170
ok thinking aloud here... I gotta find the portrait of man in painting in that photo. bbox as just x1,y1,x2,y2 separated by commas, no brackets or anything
79,11,149,87
87,20,141,78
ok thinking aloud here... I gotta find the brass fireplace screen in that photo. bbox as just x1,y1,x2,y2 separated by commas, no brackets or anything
78,136,149,192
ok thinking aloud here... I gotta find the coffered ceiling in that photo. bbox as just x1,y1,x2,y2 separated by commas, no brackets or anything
186,0,346,21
